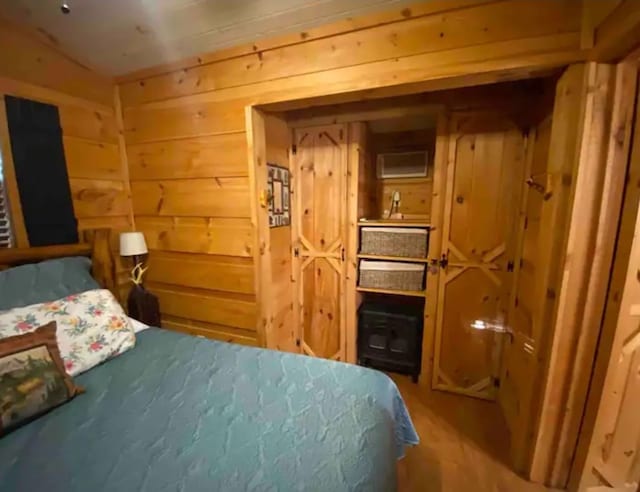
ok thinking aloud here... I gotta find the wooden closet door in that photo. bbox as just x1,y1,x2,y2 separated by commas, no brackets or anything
432,112,526,400
499,116,551,471
292,124,347,361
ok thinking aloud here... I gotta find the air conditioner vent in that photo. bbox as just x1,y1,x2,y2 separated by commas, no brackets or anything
377,151,428,179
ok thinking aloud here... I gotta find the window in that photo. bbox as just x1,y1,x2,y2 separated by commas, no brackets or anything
0,150,13,248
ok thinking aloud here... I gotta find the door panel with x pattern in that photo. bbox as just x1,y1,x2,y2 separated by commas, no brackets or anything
293,124,347,361
433,112,526,400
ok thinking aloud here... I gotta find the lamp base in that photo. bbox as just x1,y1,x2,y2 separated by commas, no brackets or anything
127,284,161,327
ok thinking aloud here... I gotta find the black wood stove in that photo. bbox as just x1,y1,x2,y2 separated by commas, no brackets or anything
357,300,424,382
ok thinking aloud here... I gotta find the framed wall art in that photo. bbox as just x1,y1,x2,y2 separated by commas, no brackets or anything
267,163,290,227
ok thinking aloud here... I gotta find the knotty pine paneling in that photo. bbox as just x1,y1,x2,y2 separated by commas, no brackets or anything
58,105,119,143
70,179,130,218
124,98,248,144
374,129,435,220
127,132,248,180
137,216,253,257
64,137,122,180
148,284,257,331
119,0,583,344
378,178,433,220
162,315,259,347
0,17,113,106
131,178,251,217
119,0,580,106
0,23,132,303
119,33,581,153
146,251,254,295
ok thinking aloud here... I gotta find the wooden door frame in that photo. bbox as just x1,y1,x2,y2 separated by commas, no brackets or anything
245,106,271,348
244,38,639,486
529,60,639,488
418,108,448,388
570,48,640,491
344,121,367,364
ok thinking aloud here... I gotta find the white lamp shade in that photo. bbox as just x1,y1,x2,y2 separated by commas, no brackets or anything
120,232,148,256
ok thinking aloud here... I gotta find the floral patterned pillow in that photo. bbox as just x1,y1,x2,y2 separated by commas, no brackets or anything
0,290,136,376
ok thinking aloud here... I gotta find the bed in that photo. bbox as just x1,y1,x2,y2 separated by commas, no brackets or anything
0,232,419,491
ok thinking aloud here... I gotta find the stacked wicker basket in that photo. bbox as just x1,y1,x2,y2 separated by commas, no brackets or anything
357,223,429,294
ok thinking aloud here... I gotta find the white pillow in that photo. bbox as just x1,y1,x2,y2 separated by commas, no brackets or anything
0,289,136,376
128,317,150,333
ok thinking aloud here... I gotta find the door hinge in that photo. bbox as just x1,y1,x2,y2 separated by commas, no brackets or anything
293,247,299,257
507,260,514,272
291,144,297,155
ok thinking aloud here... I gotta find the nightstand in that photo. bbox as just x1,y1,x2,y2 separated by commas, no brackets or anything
127,284,161,326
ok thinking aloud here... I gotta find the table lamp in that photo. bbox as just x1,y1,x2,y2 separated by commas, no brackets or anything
119,232,160,326
119,232,148,285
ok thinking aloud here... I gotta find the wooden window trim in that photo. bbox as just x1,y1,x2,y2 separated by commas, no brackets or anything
0,95,28,248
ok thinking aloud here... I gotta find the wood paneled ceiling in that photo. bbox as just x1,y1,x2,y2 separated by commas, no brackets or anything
1,0,418,76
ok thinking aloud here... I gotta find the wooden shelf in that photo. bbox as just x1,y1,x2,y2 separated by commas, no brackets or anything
357,220,430,228
356,286,426,297
358,254,429,263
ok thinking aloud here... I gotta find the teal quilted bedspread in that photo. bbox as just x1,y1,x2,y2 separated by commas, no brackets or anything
0,328,418,491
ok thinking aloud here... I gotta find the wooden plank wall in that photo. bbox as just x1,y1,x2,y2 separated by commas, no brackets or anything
575,63,640,491
529,62,637,488
117,0,582,343
374,129,435,220
0,18,132,300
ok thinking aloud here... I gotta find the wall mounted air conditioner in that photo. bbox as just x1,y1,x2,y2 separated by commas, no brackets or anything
377,151,429,179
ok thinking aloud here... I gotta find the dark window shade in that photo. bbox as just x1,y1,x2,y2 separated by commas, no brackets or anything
4,96,77,246
0,180,12,247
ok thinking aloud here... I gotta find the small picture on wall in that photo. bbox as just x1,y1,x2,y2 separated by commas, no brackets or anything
268,163,290,228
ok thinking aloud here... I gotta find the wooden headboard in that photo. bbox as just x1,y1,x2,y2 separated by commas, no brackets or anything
0,229,116,292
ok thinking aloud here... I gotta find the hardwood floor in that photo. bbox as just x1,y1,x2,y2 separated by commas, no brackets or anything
392,374,557,492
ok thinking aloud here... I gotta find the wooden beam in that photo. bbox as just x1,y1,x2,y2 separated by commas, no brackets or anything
590,0,640,62
115,0,499,84
580,0,622,50
118,0,579,107
128,33,582,115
